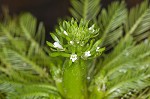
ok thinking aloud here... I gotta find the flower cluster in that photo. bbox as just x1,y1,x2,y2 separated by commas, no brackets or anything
47,19,105,62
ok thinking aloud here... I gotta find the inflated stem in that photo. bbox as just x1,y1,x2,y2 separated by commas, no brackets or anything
63,59,87,99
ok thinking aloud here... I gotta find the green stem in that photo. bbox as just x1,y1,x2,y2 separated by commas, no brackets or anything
62,59,87,99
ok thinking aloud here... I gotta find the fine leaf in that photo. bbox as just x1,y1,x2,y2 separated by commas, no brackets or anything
70,0,101,20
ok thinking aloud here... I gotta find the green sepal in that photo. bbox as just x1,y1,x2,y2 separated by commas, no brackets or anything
87,39,95,51
91,39,102,51
95,47,105,57
50,33,60,42
46,41,54,48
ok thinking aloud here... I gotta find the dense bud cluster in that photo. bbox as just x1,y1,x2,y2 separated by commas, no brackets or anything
47,19,105,62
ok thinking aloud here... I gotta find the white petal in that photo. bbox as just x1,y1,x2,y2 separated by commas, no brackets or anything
89,24,95,32
96,47,100,52
89,25,94,30
84,51,91,57
70,54,77,62
87,76,90,80
70,41,74,45
53,42,63,49
64,31,68,36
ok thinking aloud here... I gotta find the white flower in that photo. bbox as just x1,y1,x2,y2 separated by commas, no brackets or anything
84,51,91,57
63,30,68,36
70,54,77,62
89,25,95,32
70,41,74,45
87,76,90,80
96,47,100,52
53,42,63,49
89,25,94,30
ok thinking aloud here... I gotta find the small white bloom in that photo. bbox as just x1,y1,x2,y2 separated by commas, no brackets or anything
63,30,68,36
70,54,78,62
84,51,91,57
70,41,74,45
89,25,94,30
89,25,95,32
63,30,68,35
53,42,63,49
96,47,100,52
87,76,90,80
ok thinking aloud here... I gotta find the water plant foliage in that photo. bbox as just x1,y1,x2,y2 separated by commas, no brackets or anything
0,0,150,99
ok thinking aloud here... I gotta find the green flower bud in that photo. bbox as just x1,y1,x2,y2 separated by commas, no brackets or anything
47,19,105,62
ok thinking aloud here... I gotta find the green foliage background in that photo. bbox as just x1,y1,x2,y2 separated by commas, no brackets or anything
0,0,150,99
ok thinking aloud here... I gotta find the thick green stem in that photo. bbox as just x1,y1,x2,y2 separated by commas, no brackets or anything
62,59,87,99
